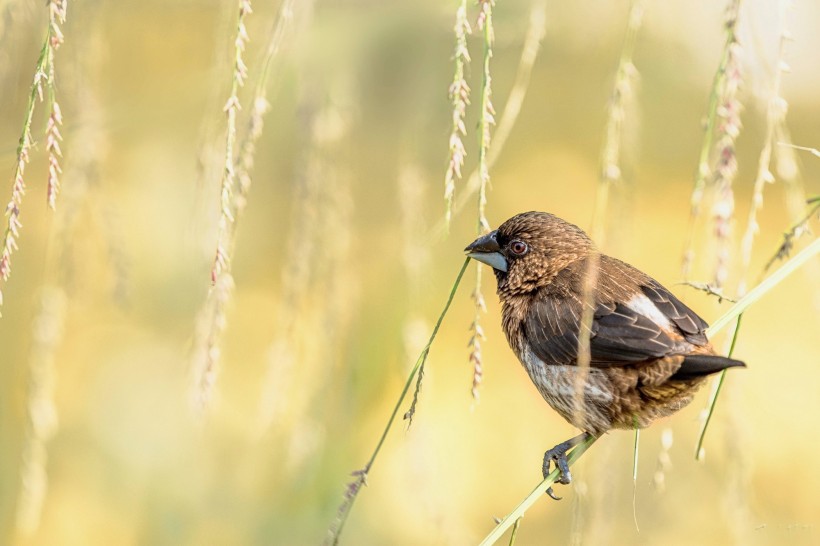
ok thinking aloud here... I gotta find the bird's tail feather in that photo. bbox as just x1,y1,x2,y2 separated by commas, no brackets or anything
671,354,746,381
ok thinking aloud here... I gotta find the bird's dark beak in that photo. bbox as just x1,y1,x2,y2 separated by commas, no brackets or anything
464,230,508,272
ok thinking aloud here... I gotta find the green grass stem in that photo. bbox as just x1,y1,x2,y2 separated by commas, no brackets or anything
479,434,599,546
326,258,470,545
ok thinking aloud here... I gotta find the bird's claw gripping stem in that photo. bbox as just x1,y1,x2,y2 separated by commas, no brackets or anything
542,432,591,500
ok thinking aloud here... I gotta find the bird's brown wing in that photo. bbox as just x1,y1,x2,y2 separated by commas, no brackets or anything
639,282,708,345
524,294,686,368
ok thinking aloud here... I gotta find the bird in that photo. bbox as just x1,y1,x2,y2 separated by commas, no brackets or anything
464,211,745,499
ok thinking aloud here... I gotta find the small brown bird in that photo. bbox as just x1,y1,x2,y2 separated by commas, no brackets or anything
465,211,745,498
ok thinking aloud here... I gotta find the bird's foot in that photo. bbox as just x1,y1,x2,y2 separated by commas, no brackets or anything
542,432,591,500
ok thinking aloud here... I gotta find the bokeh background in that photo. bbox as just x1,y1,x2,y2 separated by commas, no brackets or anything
1,0,819,544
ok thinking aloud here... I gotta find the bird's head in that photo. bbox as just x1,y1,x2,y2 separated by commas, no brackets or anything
464,211,592,295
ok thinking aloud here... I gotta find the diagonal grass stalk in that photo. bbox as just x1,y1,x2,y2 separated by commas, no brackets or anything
695,314,742,460
693,235,820,457
705,236,819,337
479,434,599,546
325,258,470,545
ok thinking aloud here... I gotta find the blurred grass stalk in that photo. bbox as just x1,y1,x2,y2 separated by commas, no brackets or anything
481,235,819,545
191,0,308,419
0,0,67,314
326,1,514,538
773,137,820,308
325,259,470,546
571,3,642,540
705,237,819,337
16,2,108,537
761,197,820,276
594,0,643,247
681,0,744,283
467,0,496,401
696,0,798,463
694,314,742,460
191,0,306,417
737,0,792,296
431,1,546,240
15,289,65,535
575,0,643,434
442,0,471,231
707,0,744,290
781,142,820,159
190,0,252,415
256,89,355,446
44,1,67,211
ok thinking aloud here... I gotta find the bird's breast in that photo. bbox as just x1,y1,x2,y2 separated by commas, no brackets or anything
518,346,613,402
517,345,615,433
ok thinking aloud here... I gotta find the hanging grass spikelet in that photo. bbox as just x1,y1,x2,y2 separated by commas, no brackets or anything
443,0,472,230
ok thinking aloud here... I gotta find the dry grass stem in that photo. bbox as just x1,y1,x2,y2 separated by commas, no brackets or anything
491,0,544,161
443,0,472,230
432,1,546,239
233,0,305,223
773,127,820,306
681,0,744,283
326,259,469,546
762,197,819,275
475,0,495,239
398,164,432,404
287,117,356,467
467,0,496,400
631,426,640,532
45,0,67,210
779,142,820,159
508,518,522,545
468,271,487,399
677,280,737,303
190,0,252,415
192,0,304,411
15,17,106,533
193,0,307,418
705,236,819,337
576,0,644,423
698,0,795,462
399,165,430,293
652,428,674,492
211,0,252,285
255,145,321,432
15,288,66,535
257,92,355,442
0,0,68,314
737,0,793,295
597,0,643,209
190,272,235,415
695,314,742,460
45,101,63,210
708,1,744,290
573,253,597,422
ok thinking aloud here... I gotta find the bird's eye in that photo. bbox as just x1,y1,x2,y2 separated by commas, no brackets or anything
510,241,528,255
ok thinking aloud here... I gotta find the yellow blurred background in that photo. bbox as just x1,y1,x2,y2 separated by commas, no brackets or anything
0,0,818,544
